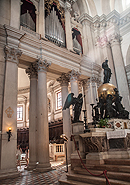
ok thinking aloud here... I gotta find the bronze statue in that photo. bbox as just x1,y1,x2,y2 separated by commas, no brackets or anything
113,88,129,119
102,59,112,84
63,93,83,123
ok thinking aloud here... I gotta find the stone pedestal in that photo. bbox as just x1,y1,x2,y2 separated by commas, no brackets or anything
72,122,84,134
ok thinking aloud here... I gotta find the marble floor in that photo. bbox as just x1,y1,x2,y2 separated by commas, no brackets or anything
0,161,67,185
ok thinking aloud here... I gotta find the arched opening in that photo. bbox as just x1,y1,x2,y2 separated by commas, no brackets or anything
20,0,36,31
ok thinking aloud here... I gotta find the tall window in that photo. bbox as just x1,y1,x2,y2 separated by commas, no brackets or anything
57,91,62,109
17,106,23,121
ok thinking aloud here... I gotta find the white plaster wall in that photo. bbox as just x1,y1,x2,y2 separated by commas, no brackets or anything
18,68,30,88
93,0,102,16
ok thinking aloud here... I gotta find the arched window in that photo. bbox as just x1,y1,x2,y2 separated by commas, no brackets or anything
72,28,83,55
20,0,36,31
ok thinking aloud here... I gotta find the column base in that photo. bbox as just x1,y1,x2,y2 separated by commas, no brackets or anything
35,163,52,172
27,162,37,170
0,168,20,180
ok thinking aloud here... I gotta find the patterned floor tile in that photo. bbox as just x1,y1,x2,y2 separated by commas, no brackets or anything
0,162,67,185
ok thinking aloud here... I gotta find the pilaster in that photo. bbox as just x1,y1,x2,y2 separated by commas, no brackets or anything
10,0,21,29
0,46,22,179
65,1,73,51
109,33,130,113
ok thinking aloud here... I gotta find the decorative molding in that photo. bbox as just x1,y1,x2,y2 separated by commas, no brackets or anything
4,46,22,64
5,107,14,118
57,73,69,86
80,79,91,90
95,35,109,47
37,58,51,72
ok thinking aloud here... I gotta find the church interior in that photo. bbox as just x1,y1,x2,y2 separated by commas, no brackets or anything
0,0,130,184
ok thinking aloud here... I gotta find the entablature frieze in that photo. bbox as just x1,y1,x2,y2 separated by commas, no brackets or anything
78,8,130,35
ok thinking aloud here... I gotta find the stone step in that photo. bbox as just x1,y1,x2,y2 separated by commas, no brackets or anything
59,173,92,185
82,164,130,173
74,167,130,182
67,173,130,185
104,159,130,166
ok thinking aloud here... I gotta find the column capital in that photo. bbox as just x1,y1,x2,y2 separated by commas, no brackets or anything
4,45,22,64
57,73,69,86
26,62,38,79
68,69,81,81
81,79,91,90
37,58,51,72
109,33,122,45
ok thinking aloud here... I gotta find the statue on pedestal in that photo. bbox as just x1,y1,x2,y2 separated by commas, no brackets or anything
91,59,129,122
102,59,112,84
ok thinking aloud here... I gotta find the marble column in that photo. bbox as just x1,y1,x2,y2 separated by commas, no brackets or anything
110,33,130,112
36,59,51,172
26,63,38,170
38,0,45,38
68,70,80,97
68,70,80,119
10,0,21,29
0,46,22,179
65,1,73,51
57,73,72,162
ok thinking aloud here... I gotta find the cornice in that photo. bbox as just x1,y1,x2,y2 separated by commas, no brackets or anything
4,24,25,41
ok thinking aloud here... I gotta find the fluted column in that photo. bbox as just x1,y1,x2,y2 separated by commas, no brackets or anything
26,63,38,170
79,15,95,61
36,58,51,172
65,1,73,51
0,46,22,178
57,73,72,162
110,33,130,112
